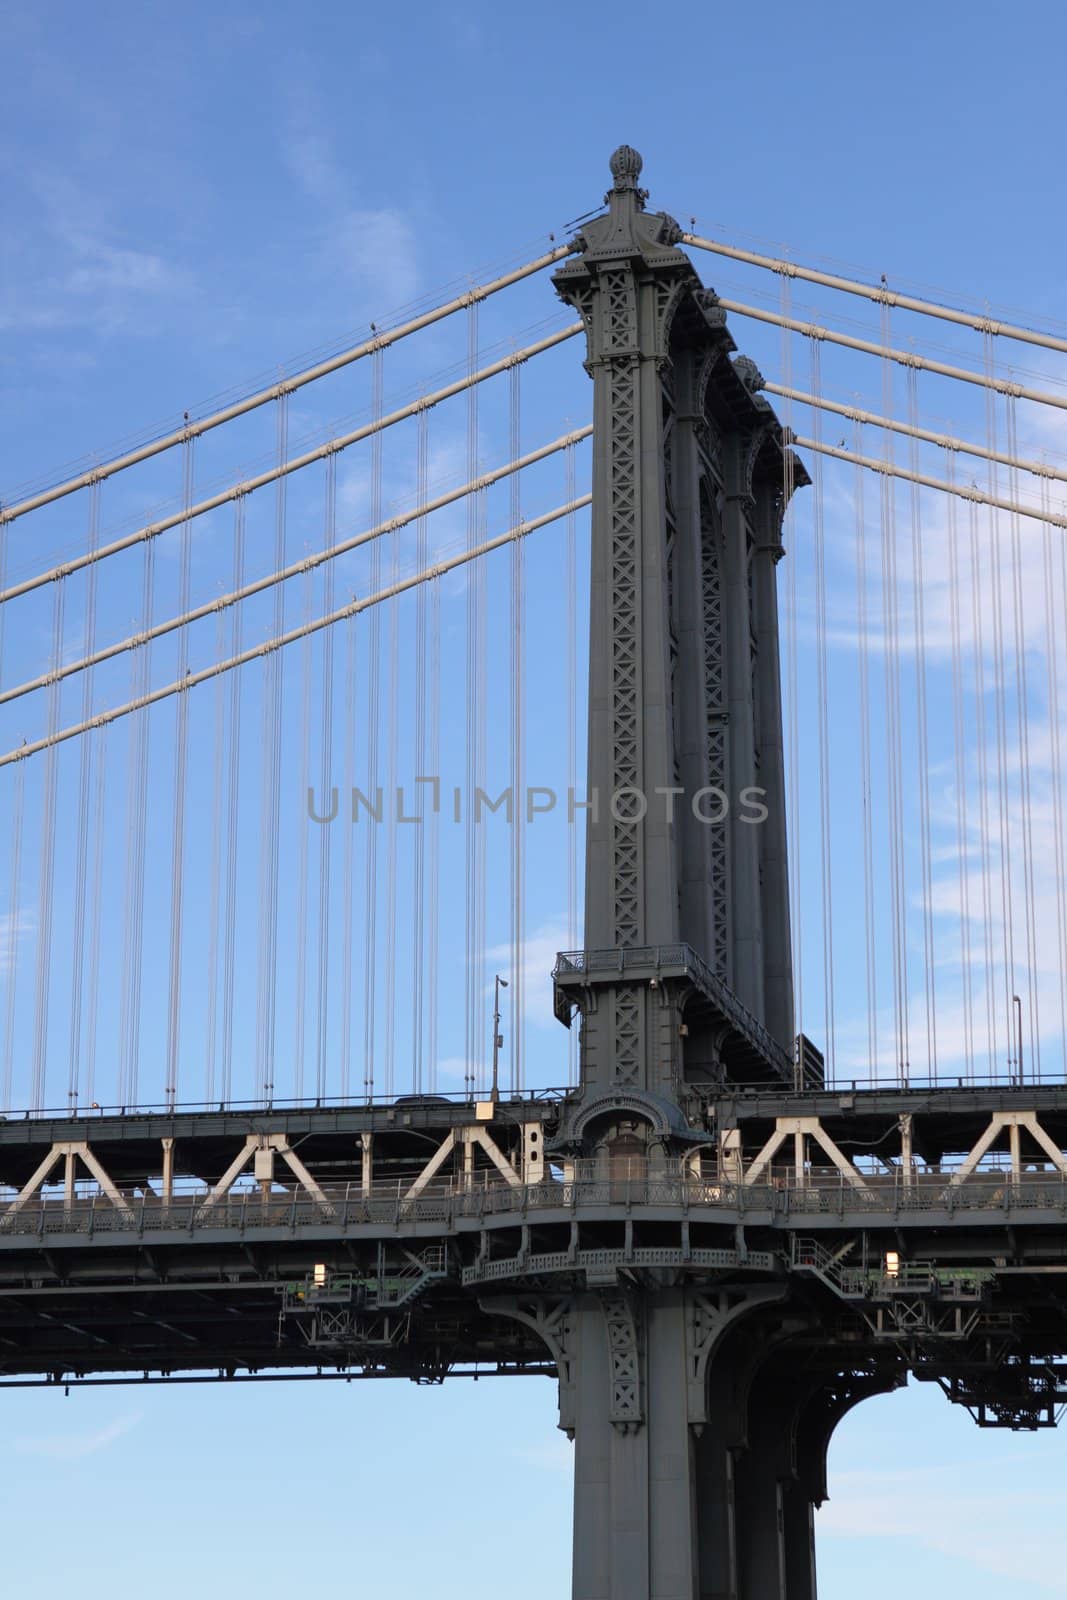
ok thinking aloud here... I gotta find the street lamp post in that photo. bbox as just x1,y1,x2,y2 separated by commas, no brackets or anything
491,975,509,1102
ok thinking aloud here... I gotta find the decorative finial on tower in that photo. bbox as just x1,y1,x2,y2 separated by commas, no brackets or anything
609,145,643,188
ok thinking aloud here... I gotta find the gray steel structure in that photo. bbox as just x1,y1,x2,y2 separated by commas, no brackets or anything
4,150,1067,1597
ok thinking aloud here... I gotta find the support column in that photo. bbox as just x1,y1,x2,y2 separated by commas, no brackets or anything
733,1442,786,1600
568,1286,796,1600
672,346,717,965
484,1280,809,1600
721,435,762,1019
572,1291,699,1600
726,1355,821,1600
693,1431,738,1600
751,467,794,1054
780,1480,817,1600
161,1137,175,1206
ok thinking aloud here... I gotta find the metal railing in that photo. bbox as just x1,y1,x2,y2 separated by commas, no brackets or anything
3,1164,1067,1240
554,944,792,1076
0,1085,571,1125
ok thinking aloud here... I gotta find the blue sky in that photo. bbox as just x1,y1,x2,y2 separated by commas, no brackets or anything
4,0,1067,1592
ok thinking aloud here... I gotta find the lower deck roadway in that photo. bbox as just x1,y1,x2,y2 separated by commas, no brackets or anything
1,1178,1067,1397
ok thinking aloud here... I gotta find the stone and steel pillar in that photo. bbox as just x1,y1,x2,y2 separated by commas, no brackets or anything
548,148,812,1599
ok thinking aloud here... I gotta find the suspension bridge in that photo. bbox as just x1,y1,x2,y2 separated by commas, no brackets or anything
3,145,1067,1597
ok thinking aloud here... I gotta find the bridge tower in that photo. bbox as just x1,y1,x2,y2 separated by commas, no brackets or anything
553,144,804,1117
547,149,820,1599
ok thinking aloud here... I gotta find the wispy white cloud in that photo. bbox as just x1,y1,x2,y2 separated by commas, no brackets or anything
15,1410,143,1463
0,164,194,337
488,917,573,1035
0,909,33,978
65,237,188,299
820,1461,1067,1591
282,96,419,312
331,209,419,309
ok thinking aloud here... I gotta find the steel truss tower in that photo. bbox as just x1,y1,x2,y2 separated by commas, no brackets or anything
548,147,831,1598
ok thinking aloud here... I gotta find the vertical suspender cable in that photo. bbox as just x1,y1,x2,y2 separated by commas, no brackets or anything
67,482,100,1108
946,455,976,1080
781,276,803,1050
2,764,25,1112
1006,396,1041,1078
475,458,488,1093
983,335,1016,1072
465,303,479,1098
427,545,441,1093
362,349,384,1102
316,454,337,1102
31,574,65,1109
256,394,288,1100
205,598,227,1105
0,494,15,1110
879,300,908,1082
220,498,245,1104
907,372,937,1078
84,728,106,1110
853,426,878,1076
878,462,902,1080
808,340,836,1075
124,537,154,1106
383,475,400,1100
1041,471,1067,1074
413,412,428,1093
566,440,578,1088
340,602,356,1100
165,439,194,1107
968,497,998,1075
509,362,525,1091
1049,470,1067,1075
293,557,313,1100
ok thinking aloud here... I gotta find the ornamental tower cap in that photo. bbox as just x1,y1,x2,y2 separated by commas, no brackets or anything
609,145,643,187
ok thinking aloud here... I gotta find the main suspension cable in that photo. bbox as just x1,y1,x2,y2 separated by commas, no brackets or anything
714,298,1067,412
0,428,592,710
764,382,1067,485
0,500,591,768
790,437,1067,529
0,245,577,526
0,326,583,608
683,233,1067,356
